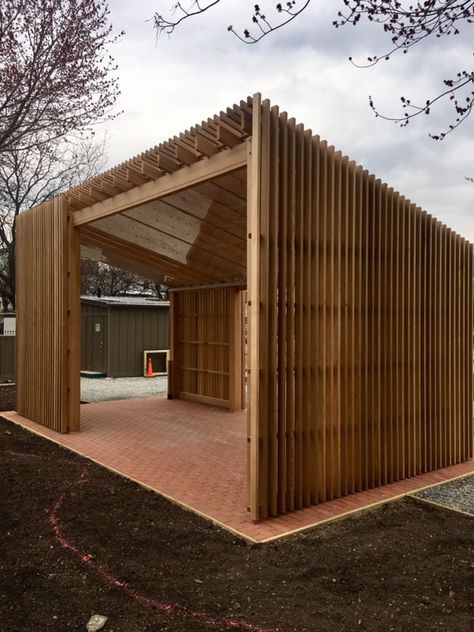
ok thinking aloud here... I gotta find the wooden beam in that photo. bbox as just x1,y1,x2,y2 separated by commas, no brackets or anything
72,143,248,227
178,391,230,409
170,281,246,293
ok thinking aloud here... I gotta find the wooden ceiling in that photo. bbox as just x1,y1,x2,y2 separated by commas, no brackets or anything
74,98,253,287
80,169,247,286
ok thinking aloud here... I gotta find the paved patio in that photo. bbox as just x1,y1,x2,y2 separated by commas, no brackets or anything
3,398,473,542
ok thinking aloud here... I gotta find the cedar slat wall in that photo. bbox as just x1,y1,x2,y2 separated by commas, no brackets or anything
248,97,473,520
16,199,80,432
172,287,243,410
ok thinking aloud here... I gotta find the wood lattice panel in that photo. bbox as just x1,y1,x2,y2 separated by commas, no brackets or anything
170,287,243,410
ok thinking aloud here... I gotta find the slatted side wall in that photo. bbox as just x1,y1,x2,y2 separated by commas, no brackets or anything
248,97,473,519
16,198,80,432
172,287,243,410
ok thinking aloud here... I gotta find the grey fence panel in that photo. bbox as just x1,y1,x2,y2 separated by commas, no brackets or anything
0,336,15,382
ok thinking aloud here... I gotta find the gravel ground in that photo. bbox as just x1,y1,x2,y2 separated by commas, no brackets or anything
81,376,168,402
413,474,474,516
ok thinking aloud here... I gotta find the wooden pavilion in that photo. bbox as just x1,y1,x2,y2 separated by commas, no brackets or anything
15,94,473,520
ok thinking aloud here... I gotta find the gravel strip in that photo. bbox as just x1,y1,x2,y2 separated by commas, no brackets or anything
413,474,474,516
81,376,167,403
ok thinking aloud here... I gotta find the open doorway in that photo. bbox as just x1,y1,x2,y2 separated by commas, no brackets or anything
80,290,170,404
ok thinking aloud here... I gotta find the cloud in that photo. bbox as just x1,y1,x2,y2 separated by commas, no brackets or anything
106,0,473,241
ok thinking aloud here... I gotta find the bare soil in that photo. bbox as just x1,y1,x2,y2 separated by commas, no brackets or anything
0,416,472,632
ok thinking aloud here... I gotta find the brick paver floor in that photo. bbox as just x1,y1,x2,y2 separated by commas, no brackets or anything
3,398,473,542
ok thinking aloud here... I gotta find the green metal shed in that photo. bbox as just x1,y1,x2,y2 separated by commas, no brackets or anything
81,296,169,378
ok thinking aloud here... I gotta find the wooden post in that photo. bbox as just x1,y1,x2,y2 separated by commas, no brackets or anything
65,212,81,431
229,288,243,412
168,292,180,399
247,93,262,519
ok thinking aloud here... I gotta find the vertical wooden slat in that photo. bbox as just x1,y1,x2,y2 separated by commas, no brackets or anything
379,182,388,484
268,105,280,515
294,123,305,509
310,137,321,505
354,165,364,492
258,99,272,517
318,140,328,501
286,116,296,512
333,150,342,498
66,212,81,431
303,129,313,507
326,145,336,500
362,170,370,490
340,155,349,496
348,161,357,493
277,112,289,514
426,215,434,472
229,289,243,412
247,95,262,519
374,179,382,486
412,208,419,474
168,292,180,398
467,243,473,460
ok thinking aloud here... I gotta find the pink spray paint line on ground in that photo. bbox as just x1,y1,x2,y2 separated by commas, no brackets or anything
45,460,282,632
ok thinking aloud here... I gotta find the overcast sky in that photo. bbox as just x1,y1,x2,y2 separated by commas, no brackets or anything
104,0,473,241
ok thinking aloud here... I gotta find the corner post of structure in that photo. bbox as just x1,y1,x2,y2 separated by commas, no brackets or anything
247,93,262,519
65,211,81,431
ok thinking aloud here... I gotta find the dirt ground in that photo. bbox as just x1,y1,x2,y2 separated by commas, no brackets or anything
0,417,473,632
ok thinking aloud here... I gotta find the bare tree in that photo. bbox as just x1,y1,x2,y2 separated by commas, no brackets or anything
153,1,474,138
0,136,107,309
0,0,122,156
0,0,122,310
80,260,169,299
81,260,142,297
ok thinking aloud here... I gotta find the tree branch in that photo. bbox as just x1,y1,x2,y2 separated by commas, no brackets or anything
154,1,222,36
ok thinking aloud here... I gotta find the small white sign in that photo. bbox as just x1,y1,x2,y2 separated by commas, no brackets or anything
95,323,101,332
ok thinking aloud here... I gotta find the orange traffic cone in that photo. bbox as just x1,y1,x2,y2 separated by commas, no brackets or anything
146,356,153,378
